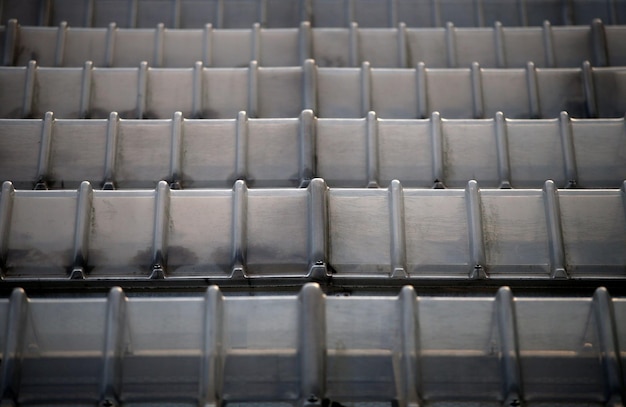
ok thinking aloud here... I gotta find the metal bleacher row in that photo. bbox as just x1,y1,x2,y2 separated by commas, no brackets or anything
1,111,625,189
0,284,625,405
1,179,625,281
2,0,625,27
2,20,626,68
2,61,626,119
1,0,626,406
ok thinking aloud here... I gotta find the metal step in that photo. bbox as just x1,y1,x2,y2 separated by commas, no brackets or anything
0,284,625,405
1,180,624,282
3,19,626,68
2,0,625,28
1,112,625,189
1,61,625,119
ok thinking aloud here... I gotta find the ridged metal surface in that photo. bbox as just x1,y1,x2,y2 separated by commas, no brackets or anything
2,0,626,28
0,0,625,403
1,61,625,119
1,112,625,189
0,180,624,282
2,20,626,68
0,284,625,406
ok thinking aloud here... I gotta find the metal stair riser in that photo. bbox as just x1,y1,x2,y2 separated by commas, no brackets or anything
1,62,625,120
2,0,625,28
2,20,626,68
0,284,624,405
1,113,625,189
1,180,625,280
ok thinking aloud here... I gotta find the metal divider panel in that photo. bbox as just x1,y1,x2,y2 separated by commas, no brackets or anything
316,68,362,118
88,189,155,276
50,119,108,189
0,26,4,62
14,26,58,66
571,0,617,24
176,1,217,29
161,28,205,68
535,68,586,118
257,66,304,118
455,28,498,67
121,296,205,398
311,28,351,67
377,118,433,187
133,1,177,28
0,298,8,356
417,296,500,399
501,26,545,67
309,0,348,28
594,67,626,118
182,118,238,188
425,68,474,118
247,118,301,187
1,2,41,26
145,68,195,118
406,28,448,67
202,68,249,118
438,0,482,27
19,298,107,401
514,298,605,400
506,119,567,188
441,118,499,187
33,67,83,118
316,118,368,186
523,0,566,25
572,118,626,188
64,27,109,67
5,190,78,277
222,296,300,399
167,189,233,275
395,0,434,27
606,26,626,65
246,188,310,275
259,28,301,66
328,188,392,275
481,189,550,275
552,26,593,67
211,29,254,67
115,119,171,188
0,119,41,189
404,188,470,275
0,67,27,118
113,28,155,66
614,298,626,372
325,296,399,399
359,28,400,68
219,0,267,29
371,69,418,119
559,189,626,275
90,67,140,118
481,69,530,118
90,1,134,28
